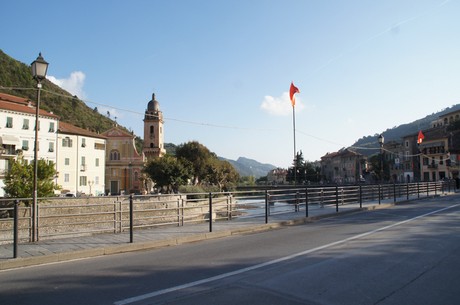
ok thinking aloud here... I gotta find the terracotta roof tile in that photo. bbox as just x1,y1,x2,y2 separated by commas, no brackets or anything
58,121,107,139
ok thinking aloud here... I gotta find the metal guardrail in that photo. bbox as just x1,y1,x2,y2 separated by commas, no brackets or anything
0,180,457,257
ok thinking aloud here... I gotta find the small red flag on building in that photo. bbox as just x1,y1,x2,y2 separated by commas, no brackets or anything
417,130,425,144
289,82,300,107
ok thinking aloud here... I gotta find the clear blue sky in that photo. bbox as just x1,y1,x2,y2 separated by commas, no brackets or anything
2,0,459,168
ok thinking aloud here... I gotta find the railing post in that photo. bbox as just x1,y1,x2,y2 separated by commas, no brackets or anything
359,185,362,208
181,195,185,226
393,183,396,203
427,182,429,197
177,197,181,226
435,182,437,196
227,193,232,220
295,191,299,212
378,184,381,205
13,200,19,258
305,188,309,218
320,188,324,208
265,190,269,224
129,194,133,243
336,185,339,212
209,193,213,232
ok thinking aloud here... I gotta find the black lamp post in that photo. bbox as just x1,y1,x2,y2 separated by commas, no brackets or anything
31,53,49,242
378,134,384,183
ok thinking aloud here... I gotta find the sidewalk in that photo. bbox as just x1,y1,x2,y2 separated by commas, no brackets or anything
0,196,431,271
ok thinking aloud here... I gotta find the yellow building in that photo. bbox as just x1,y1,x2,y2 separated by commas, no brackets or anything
102,126,145,195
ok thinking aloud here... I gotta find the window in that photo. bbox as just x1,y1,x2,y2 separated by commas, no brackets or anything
81,138,86,147
49,142,54,152
65,158,70,166
64,173,70,182
94,143,105,150
80,176,87,186
22,140,29,151
6,117,13,128
62,137,73,147
49,122,55,132
23,119,29,130
80,156,87,171
95,176,99,185
95,158,99,167
150,126,154,134
110,150,120,160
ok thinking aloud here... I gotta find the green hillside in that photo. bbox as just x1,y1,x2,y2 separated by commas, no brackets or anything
0,50,116,134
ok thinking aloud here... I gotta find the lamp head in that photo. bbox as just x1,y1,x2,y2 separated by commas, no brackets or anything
31,52,49,81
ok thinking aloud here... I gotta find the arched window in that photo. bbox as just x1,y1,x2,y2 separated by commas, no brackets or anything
150,126,154,134
110,150,120,161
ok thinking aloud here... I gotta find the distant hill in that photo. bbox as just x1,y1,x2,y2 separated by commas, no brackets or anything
351,104,460,157
220,156,276,178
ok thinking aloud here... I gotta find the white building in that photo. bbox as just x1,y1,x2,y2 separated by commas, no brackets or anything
57,122,107,196
0,92,106,197
0,93,59,197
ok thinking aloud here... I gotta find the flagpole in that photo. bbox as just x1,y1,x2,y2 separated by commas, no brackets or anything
292,104,297,184
289,82,299,185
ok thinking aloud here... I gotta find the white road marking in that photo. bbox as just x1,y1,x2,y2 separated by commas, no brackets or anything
114,203,460,305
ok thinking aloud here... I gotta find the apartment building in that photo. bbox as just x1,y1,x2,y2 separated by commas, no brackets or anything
320,149,367,184
57,122,107,196
0,93,59,196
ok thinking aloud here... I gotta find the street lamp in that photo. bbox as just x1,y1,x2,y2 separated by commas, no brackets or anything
31,53,49,242
378,134,384,183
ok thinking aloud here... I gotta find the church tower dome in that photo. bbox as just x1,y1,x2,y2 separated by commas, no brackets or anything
147,93,160,112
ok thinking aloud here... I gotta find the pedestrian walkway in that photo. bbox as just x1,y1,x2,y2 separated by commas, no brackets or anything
0,195,440,271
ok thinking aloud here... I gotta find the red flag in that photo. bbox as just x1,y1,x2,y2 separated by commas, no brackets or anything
289,82,299,107
417,130,425,144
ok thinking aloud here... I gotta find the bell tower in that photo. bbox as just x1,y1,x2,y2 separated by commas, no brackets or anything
143,93,166,160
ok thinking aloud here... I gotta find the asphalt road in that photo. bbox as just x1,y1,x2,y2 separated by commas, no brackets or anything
1,196,459,305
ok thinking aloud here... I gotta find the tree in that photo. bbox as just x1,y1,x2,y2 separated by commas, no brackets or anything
368,154,389,182
175,141,215,184
204,159,239,191
286,151,320,184
143,154,192,193
3,154,60,200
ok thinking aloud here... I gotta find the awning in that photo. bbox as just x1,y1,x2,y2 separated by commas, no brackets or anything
0,135,20,145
